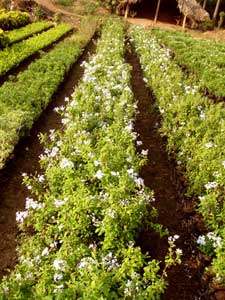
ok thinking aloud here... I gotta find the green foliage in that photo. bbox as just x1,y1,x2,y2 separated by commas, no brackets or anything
6,21,54,45
0,19,180,299
0,10,30,30
129,25,225,282
0,19,97,168
0,28,9,48
152,27,225,98
218,11,225,28
0,23,72,76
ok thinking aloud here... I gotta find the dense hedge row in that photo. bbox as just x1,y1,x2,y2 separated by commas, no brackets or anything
0,18,97,169
0,23,72,76
0,10,30,30
0,28,9,48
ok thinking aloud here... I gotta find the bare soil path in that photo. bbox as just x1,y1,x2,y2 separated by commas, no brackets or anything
0,38,96,280
126,42,210,300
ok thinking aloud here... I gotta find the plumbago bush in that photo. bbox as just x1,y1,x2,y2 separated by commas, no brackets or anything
130,26,225,282
0,20,181,299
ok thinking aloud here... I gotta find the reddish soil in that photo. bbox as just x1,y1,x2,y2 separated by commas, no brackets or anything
0,38,96,280
126,43,211,299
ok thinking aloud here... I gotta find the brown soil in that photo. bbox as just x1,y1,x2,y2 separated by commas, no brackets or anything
34,0,81,26
126,42,211,299
0,38,96,280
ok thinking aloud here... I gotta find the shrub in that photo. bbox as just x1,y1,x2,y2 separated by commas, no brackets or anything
0,10,30,30
0,28,9,47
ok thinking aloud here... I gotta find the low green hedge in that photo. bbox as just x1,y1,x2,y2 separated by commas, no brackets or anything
0,10,30,30
0,28,9,48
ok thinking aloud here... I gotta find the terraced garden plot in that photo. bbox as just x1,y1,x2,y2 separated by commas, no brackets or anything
0,23,72,76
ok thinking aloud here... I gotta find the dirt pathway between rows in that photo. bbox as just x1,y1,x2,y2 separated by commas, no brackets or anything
126,42,210,299
0,38,96,280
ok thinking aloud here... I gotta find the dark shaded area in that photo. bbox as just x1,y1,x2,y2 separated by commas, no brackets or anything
125,42,210,299
134,0,182,24
0,37,96,280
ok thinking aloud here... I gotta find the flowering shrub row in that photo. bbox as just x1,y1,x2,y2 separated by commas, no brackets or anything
0,19,181,299
6,20,54,45
130,26,225,282
0,18,97,169
152,27,225,99
0,23,72,76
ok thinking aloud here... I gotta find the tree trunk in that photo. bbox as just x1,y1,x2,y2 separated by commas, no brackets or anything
203,0,207,9
213,0,221,22
182,14,187,29
125,3,130,18
154,0,161,23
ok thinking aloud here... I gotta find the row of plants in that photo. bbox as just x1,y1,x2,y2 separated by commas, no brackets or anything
0,23,72,76
0,17,98,169
152,27,225,99
6,20,54,45
130,26,225,284
0,9,30,30
0,28,8,48
0,19,181,299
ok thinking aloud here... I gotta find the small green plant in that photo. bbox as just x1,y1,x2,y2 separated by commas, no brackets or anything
218,11,225,29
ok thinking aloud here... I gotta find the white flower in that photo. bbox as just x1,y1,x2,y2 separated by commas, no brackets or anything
196,235,206,246
95,170,104,179
205,181,218,190
134,177,144,186
53,259,67,272
94,160,101,166
111,171,119,176
54,199,67,208
136,140,143,146
42,247,49,256
38,175,45,182
53,284,64,293
205,142,213,149
25,198,42,210
141,149,148,156
49,147,59,157
222,161,225,168
54,273,63,282
176,248,183,255
16,273,22,280
16,211,29,223
127,168,134,175
60,158,74,169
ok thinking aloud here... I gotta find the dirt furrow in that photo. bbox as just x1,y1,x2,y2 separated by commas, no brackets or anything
0,38,96,280
126,42,209,300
